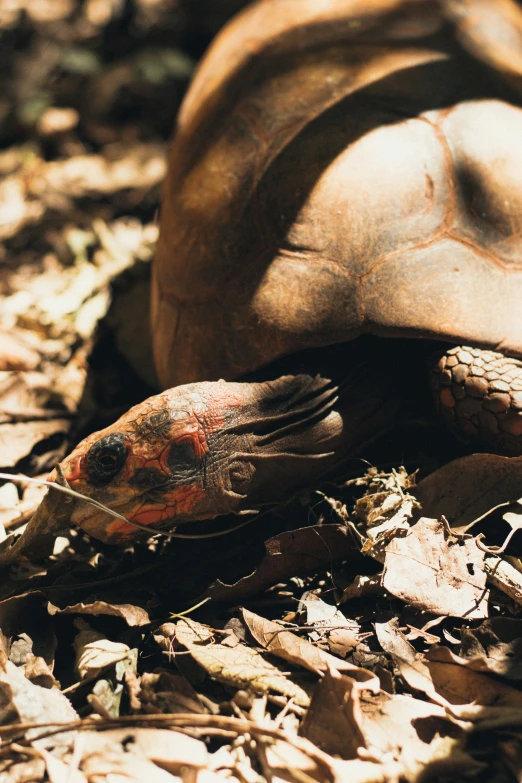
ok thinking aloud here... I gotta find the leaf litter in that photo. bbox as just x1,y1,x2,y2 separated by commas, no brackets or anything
2,2,522,782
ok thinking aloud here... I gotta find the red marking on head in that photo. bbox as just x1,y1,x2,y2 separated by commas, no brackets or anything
199,385,248,435
174,428,208,460
131,442,172,479
61,455,84,484
104,483,207,539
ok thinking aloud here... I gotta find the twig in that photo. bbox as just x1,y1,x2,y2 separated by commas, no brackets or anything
484,555,522,606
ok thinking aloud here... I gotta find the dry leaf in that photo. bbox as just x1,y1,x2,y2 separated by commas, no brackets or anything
404,624,441,645
0,474,47,531
48,600,150,627
138,670,207,715
40,749,87,783
386,637,522,717
340,573,384,603
0,758,47,783
175,617,311,707
80,741,181,783
426,645,522,708
415,454,522,533
0,418,69,469
374,617,418,663
0,659,78,750
263,738,327,783
81,728,207,775
24,653,58,689
153,622,177,654
0,471,73,568
204,524,358,602
373,618,441,701
483,554,522,607
383,517,489,618
459,617,522,679
0,370,52,419
354,468,419,548
300,593,363,656
38,144,166,197
0,590,57,666
358,494,419,547
0,175,45,240
302,667,478,780
0,329,41,371
302,666,454,761
329,758,401,783
73,625,131,681
242,608,377,683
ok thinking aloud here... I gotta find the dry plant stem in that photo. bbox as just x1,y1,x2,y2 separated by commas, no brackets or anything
0,471,264,548
477,527,520,555
0,713,334,770
169,597,211,618
0,468,73,567
268,695,306,717
484,555,522,605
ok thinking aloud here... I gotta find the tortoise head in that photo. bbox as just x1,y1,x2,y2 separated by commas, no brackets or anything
55,376,343,543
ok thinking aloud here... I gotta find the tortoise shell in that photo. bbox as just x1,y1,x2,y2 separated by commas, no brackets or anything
153,0,522,389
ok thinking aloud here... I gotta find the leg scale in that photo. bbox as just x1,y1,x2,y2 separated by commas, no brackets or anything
431,345,522,456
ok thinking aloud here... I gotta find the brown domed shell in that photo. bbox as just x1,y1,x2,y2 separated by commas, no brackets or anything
153,0,522,389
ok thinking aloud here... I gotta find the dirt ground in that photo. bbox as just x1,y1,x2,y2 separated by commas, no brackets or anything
1,2,522,782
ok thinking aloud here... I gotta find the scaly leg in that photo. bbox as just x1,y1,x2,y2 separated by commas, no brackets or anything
431,346,522,455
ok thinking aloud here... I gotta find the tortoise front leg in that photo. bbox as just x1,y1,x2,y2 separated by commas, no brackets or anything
431,347,522,455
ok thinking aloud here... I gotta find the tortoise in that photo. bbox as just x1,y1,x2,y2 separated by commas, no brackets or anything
56,0,522,543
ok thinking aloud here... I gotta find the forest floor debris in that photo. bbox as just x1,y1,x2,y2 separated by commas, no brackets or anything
1,2,522,782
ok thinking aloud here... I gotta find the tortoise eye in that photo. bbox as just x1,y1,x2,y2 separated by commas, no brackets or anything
86,433,127,485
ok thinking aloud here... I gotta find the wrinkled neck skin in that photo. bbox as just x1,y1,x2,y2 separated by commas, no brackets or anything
56,343,399,544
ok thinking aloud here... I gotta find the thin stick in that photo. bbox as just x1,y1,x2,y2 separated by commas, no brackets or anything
0,472,262,540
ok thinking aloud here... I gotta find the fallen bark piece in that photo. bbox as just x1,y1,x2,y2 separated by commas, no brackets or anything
383,517,489,618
